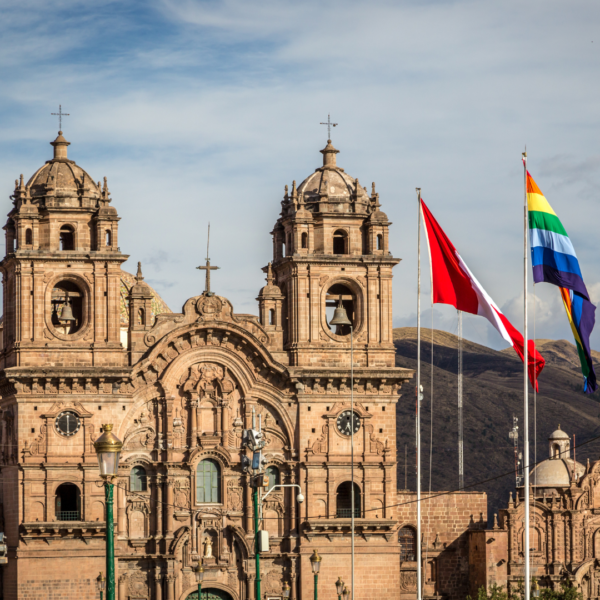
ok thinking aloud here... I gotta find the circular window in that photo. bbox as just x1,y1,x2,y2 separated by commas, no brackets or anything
51,281,83,335
325,283,355,336
55,411,81,437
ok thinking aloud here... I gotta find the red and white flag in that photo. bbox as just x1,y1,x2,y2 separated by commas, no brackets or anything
420,198,545,390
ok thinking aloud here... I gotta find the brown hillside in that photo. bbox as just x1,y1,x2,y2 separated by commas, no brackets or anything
393,327,600,521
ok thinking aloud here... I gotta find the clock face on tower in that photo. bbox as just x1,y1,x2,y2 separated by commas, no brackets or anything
55,411,81,437
336,410,360,436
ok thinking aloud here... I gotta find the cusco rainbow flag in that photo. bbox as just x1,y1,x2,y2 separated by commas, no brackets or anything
527,168,597,393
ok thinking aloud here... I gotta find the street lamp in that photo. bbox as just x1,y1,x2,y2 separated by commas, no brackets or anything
531,577,540,599
335,577,344,600
194,562,204,600
309,550,322,600
94,424,123,600
342,587,349,600
330,298,355,600
96,572,106,600
283,582,291,600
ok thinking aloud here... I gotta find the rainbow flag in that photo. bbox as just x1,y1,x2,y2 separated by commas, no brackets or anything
527,168,597,393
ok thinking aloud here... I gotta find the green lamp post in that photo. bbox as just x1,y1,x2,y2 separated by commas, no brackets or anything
194,562,204,600
94,424,123,600
335,577,344,600
309,550,322,600
96,572,106,600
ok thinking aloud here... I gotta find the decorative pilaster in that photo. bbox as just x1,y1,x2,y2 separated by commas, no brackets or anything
166,478,174,537
118,574,128,600
117,480,127,536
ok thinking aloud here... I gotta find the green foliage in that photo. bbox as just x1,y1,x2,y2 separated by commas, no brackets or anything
466,580,582,600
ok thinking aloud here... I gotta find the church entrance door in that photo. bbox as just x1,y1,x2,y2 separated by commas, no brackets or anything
186,589,234,600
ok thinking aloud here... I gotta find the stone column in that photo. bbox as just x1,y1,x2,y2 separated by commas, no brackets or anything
190,399,198,447
166,575,175,600
290,573,297,600
166,478,174,537
192,512,198,554
247,574,255,600
154,575,163,600
156,476,164,540
117,479,127,536
118,574,128,600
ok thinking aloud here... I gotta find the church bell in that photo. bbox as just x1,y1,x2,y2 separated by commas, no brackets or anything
330,295,351,326
59,294,76,322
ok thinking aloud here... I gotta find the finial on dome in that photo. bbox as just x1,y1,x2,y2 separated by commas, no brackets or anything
136,262,144,282
291,180,298,199
50,131,70,161
284,184,289,199
320,139,339,168
266,262,274,285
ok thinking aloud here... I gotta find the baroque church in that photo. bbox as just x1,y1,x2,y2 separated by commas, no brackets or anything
3,129,597,600
0,132,416,600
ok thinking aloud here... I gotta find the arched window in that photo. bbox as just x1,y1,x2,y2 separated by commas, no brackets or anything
130,466,147,492
106,230,112,247
269,309,275,326
333,229,348,255
399,526,417,561
266,466,280,491
25,228,32,245
552,444,560,459
137,308,145,326
301,232,308,249
286,233,292,256
326,283,355,336
336,481,361,518
55,483,81,521
60,225,74,251
377,234,383,251
197,459,220,503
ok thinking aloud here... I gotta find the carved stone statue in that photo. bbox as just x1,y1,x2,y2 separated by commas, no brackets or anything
203,536,213,558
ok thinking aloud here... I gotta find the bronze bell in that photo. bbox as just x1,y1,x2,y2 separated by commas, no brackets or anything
60,294,76,322
330,295,351,327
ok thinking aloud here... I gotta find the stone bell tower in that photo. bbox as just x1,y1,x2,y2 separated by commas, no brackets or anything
0,131,128,368
266,139,399,368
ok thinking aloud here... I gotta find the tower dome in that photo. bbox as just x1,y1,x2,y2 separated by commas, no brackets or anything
295,140,372,213
19,132,104,208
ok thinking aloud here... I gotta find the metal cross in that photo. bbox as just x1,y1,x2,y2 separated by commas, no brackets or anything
196,223,220,296
320,114,338,139
51,105,70,131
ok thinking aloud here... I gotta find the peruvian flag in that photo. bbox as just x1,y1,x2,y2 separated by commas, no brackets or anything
421,199,545,390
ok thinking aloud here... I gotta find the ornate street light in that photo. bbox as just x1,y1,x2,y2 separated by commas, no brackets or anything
335,577,345,600
94,424,123,600
283,582,291,600
342,587,350,600
194,562,204,600
96,572,106,600
532,577,540,598
309,550,322,600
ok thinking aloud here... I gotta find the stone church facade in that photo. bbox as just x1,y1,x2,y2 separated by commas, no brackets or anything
0,132,430,600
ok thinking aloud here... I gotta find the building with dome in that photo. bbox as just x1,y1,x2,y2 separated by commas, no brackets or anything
469,425,600,599
0,131,450,600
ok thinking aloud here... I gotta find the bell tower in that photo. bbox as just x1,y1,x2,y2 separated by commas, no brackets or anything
0,131,127,368
266,139,399,367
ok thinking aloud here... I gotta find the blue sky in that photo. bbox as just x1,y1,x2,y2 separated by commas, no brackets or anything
1,0,600,351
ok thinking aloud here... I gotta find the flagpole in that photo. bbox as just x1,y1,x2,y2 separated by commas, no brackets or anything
523,151,530,600
416,188,422,600
458,310,463,490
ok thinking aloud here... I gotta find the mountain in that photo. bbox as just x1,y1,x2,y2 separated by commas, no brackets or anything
393,327,600,520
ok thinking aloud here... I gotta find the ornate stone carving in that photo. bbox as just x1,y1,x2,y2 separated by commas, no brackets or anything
400,571,417,591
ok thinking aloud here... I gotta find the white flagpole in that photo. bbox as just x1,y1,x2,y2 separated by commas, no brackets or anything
458,310,463,490
416,188,422,600
523,151,530,600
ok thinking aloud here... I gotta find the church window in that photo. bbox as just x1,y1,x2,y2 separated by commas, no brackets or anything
197,459,220,503
130,466,147,492
25,228,32,245
336,482,361,518
51,280,84,335
377,234,383,250
399,526,417,561
55,483,81,521
552,444,560,459
266,466,280,491
106,230,112,247
138,308,145,326
60,225,74,250
269,309,275,326
326,283,355,336
333,229,348,255
302,232,308,249
286,233,292,256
